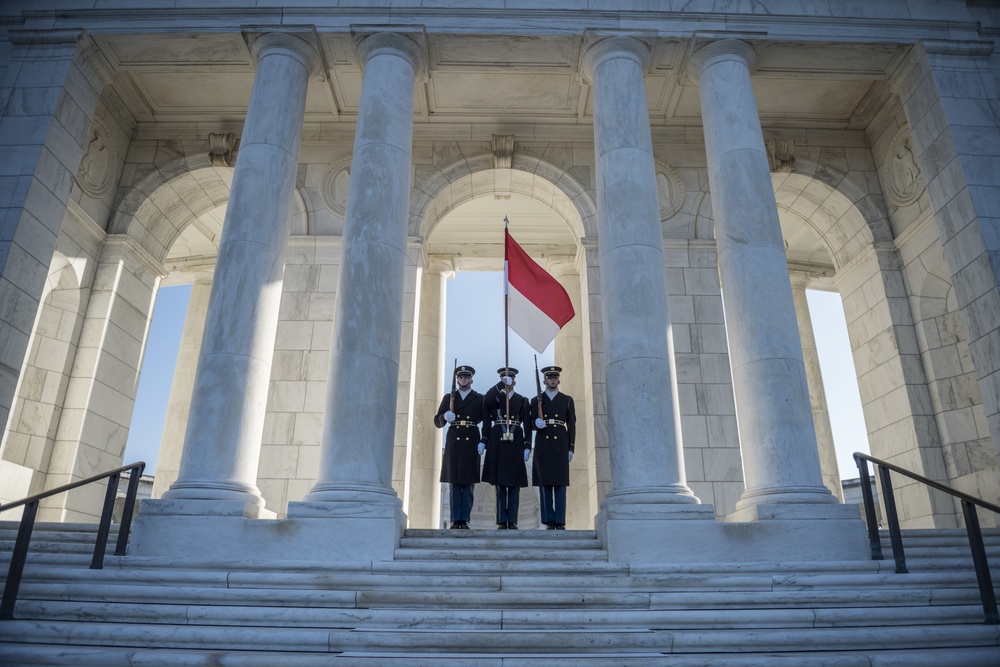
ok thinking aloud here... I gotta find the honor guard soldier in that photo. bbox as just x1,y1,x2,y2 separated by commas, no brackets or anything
480,368,531,529
530,366,576,529
434,365,484,529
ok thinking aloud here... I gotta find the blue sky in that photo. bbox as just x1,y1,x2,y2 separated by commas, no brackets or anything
123,275,870,480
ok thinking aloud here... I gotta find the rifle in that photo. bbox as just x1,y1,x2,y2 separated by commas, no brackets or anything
534,354,543,420
449,358,458,413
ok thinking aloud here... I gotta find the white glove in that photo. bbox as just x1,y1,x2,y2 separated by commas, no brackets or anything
444,410,456,422
568,451,574,463
502,376,513,386
534,418,546,429
524,449,530,462
478,442,485,456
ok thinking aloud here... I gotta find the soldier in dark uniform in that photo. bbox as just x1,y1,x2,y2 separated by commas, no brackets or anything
434,365,483,529
530,365,576,529
480,368,531,529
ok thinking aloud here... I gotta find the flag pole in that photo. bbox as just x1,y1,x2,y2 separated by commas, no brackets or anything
503,216,511,421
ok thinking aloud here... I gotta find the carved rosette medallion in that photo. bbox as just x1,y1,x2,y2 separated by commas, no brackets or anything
654,159,686,221
76,116,116,198
882,127,925,207
320,158,352,216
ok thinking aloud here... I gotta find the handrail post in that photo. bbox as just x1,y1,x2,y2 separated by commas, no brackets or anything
961,500,999,624
115,464,144,556
877,465,907,574
855,455,883,560
90,473,120,570
1,499,38,620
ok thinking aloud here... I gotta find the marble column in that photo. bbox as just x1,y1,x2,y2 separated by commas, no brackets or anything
790,274,844,502
581,36,698,509
162,32,320,511
689,40,835,511
304,32,424,509
151,273,212,499
407,259,452,528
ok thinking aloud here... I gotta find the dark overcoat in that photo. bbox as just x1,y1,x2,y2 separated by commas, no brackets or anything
434,388,484,485
480,384,530,488
530,391,576,487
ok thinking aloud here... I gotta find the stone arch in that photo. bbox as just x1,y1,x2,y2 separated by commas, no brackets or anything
410,153,595,240
2,250,86,478
909,254,997,523
772,162,893,271
111,154,311,265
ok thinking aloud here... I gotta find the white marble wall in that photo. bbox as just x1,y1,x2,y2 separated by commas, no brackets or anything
0,34,112,451
44,235,162,521
889,43,1000,523
0,205,102,505
257,237,339,516
666,239,743,517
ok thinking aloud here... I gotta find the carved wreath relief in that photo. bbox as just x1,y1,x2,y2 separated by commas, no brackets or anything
883,127,925,207
654,159,685,221
76,116,116,198
321,158,352,216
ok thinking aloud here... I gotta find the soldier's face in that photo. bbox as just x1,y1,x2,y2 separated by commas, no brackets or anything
544,375,560,389
457,374,472,388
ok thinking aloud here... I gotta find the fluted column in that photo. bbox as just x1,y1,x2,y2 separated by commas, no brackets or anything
790,274,844,502
306,32,425,506
151,273,212,499
407,259,452,528
689,40,834,510
582,36,698,508
163,32,320,510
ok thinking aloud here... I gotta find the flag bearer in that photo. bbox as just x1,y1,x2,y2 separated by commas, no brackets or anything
530,366,576,529
434,365,484,529
480,368,532,529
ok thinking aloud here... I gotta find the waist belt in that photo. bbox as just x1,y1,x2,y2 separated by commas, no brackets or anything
494,419,519,426
544,419,567,428
451,420,477,427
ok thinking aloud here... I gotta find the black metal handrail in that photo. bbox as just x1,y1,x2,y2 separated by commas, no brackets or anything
0,461,145,620
854,452,999,624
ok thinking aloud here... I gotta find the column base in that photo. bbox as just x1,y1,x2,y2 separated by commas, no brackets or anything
128,498,403,562
597,502,868,564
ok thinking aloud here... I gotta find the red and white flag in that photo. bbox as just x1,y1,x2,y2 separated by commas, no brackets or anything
505,226,575,353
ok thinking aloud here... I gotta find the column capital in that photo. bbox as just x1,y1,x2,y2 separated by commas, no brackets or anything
686,39,757,83
248,31,322,77
356,30,428,82
581,35,652,83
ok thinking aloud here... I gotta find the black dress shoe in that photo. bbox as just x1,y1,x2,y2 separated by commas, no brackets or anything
555,524,565,530
545,522,556,530
449,521,460,529
508,523,518,529
459,521,470,529
497,523,508,529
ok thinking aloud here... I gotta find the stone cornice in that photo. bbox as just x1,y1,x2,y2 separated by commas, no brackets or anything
10,6,981,45
830,241,900,292
102,234,168,280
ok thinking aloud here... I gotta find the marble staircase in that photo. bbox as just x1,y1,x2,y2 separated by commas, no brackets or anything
0,521,998,665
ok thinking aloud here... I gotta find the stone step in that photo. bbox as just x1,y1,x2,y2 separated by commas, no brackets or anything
7,598,986,629
12,578,988,612
392,547,608,561
3,620,998,655
3,644,1000,667
399,536,603,549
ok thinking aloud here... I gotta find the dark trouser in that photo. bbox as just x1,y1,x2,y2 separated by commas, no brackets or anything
449,483,474,522
539,485,566,525
495,486,520,525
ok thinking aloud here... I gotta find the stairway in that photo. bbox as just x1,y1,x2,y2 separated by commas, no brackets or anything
1,521,998,665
